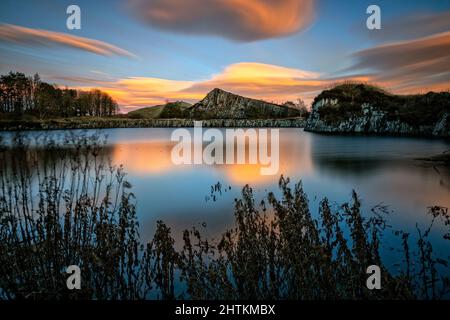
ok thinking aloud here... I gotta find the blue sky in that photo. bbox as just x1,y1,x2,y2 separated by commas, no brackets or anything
0,0,449,111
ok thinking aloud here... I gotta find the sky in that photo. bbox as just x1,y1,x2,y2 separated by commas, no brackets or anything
0,0,449,112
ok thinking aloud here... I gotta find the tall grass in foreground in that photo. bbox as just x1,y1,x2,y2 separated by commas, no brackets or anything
0,134,449,300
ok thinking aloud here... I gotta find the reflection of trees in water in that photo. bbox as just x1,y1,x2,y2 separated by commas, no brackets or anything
0,133,449,300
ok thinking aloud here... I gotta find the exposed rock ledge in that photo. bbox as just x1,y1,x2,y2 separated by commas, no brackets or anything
306,99,450,138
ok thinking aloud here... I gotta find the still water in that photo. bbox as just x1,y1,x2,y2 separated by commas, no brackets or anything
2,128,450,264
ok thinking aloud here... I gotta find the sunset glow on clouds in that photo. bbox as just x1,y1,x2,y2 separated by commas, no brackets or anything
76,50,448,112
351,31,450,93
75,62,326,111
0,1,449,112
0,24,136,58
127,0,315,41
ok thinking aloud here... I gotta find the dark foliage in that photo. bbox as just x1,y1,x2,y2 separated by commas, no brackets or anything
0,72,118,119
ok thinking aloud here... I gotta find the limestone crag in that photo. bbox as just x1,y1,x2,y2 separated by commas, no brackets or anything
187,88,300,119
306,100,449,138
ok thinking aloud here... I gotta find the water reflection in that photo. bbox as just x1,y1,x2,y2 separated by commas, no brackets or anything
108,128,313,185
1,128,449,253
112,141,178,174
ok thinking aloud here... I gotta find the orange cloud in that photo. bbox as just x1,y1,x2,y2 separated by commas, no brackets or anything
74,61,414,112
93,78,201,110
75,62,324,111
74,53,449,113
127,0,315,41
186,62,325,104
0,24,136,58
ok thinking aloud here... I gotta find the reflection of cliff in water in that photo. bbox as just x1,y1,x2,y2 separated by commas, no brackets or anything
309,133,449,178
312,156,393,177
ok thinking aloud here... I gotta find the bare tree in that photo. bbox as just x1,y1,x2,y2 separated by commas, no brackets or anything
283,98,310,118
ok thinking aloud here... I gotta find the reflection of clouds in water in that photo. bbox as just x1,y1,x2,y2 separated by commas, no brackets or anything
2,128,450,258
10,128,448,250
218,130,313,184
107,129,450,233
112,141,178,174
110,128,314,185
364,167,450,211
139,200,237,247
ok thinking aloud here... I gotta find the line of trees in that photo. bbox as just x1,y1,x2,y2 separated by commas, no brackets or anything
0,72,118,118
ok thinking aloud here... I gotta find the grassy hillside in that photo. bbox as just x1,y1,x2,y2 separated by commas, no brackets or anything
314,83,450,126
127,101,192,119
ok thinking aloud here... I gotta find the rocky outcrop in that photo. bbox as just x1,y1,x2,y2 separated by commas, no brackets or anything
187,88,300,119
433,112,450,137
306,99,450,138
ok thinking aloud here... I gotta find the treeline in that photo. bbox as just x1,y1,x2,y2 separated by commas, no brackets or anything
0,72,118,118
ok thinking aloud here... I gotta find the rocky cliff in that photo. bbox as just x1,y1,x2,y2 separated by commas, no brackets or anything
305,84,450,138
187,88,300,119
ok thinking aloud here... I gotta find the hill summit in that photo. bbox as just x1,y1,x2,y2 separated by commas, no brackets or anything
186,88,299,120
127,101,192,119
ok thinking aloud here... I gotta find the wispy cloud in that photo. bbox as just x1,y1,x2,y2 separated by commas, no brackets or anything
350,31,450,93
0,24,137,58
76,55,449,112
360,10,450,42
58,31,450,111
126,0,315,41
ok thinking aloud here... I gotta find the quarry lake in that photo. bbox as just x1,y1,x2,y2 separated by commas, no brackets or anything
1,128,450,262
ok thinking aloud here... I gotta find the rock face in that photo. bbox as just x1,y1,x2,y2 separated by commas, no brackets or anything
433,112,450,137
187,88,299,119
306,97,450,138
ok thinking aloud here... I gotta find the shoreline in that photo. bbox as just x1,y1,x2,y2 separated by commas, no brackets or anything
0,118,306,131
303,127,450,140
1,118,448,140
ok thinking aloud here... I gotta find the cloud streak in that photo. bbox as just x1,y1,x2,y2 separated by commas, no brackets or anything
361,10,450,42
75,62,327,111
127,0,315,41
0,24,136,58
350,31,450,93
62,32,450,111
